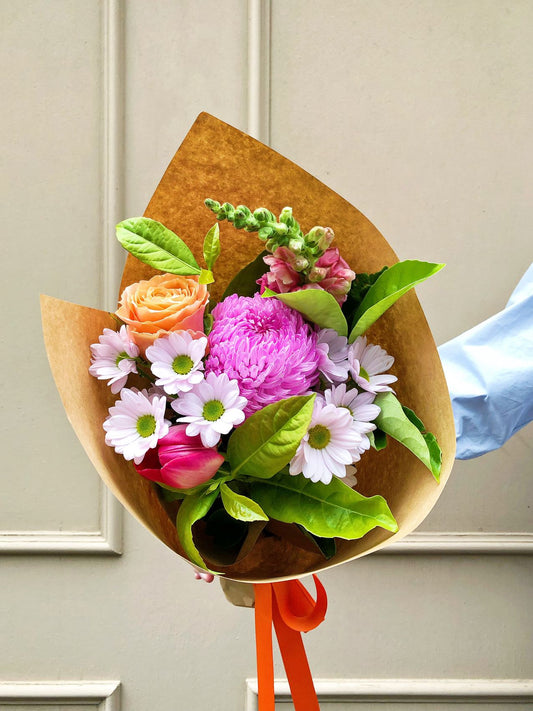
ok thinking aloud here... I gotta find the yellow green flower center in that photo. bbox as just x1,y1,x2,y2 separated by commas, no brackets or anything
308,424,331,450
136,414,156,438
172,354,194,375
202,399,225,422
359,366,370,381
115,351,130,366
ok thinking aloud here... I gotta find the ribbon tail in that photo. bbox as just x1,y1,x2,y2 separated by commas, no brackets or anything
272,599,321,711
254,583,275,711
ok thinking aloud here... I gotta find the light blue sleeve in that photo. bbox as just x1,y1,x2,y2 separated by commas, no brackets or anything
437,263,533,460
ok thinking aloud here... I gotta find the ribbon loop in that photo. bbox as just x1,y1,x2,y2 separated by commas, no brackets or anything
254,575,327,711
273,576,327,632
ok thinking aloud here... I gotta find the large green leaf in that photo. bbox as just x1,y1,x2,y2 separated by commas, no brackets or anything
266,289,348,336
203,223,221,271
348,260,444,341
227,395,315,479
222,250,269,299
116,217,201,275
220,483,268,522
374,392,440,481
402,406,442,481
249,474,398,539
175,489,218,572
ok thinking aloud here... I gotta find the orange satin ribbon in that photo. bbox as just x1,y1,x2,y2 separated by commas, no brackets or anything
254,575,327,711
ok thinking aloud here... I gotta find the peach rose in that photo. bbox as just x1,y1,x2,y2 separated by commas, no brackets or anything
116,273,209,355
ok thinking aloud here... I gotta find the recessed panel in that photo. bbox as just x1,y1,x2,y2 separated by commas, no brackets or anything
1,0,105,533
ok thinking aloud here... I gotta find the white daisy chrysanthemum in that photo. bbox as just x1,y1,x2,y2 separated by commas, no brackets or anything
89,326,139,394
348,335,397,394
316,328,350,383
171,372,247,447
289,399,364,485
103,388,170,464
145,331,207,395
324,383,380,453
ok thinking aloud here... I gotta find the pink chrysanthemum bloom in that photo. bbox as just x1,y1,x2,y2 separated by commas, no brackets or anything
205,294,321,416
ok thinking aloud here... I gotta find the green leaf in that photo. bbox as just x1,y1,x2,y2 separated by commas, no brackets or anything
401,405,441,482
227,394,316,479
220,483,268,522
203,311,214,335
203,223,221,271
116,217,201,275
296,526,337,559
199,269,214,284
265,289,348,337
175,490,218,572
423,432,442,482
159,487,187,502
222,250,269,299
401,405,426,432
349,260,444,341
204,506,249,550
374,392,440,481
249,474,398,539
342,266,388,323
368,428,388,451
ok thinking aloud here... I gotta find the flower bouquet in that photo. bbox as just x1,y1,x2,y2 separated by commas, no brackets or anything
41,113,455,708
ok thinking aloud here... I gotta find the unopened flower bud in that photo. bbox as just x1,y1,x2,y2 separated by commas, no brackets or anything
204,198,220,212
289,237,305,253
293,256,309,272
306,226,335,252
258,225,274,240
254,207,273,223
233,205,252,229
221,202,235,220
265,238,279,252
308,266,327,282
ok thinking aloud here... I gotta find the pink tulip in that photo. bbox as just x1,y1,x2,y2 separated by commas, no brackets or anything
134,424,224,489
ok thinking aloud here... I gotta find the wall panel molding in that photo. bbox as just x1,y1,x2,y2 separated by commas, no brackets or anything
389,531,533,554
101,0,126,311
0,681,120,709
246,678,533,708
247,0,271,143
0,0,123,556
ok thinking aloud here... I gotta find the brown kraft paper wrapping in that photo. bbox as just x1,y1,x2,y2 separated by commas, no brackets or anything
41,113,455,592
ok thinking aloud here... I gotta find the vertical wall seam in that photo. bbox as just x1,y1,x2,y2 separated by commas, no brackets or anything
247,0,271,144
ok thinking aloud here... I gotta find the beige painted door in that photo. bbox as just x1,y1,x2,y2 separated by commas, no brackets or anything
2,1,532,710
